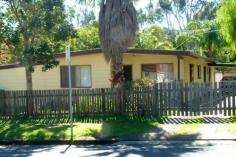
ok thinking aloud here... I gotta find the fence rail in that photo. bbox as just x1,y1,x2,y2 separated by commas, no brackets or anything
0,81,236,118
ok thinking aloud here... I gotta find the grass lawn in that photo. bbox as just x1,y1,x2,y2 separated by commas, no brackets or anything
223,117,236,134
0,116,208,141
170,118,204,135
0,116,161,141
225,124,236,134
170,123,201,135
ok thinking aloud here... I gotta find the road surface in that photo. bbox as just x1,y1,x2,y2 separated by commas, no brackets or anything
0,140,236,157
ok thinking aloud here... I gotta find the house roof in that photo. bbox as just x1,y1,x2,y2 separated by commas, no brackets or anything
0,63,23,70
56,48,214,62
208,63,236,67
0,48,215,70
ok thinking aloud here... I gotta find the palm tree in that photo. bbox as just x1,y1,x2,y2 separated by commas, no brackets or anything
79,0,138,87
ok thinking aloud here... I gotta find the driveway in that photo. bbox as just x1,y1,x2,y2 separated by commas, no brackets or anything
1,140,236,157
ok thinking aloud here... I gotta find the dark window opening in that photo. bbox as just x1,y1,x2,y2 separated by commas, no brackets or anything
197,65,201,79
203,66,207,82
60,65,92,88
209,67,211,82
190,64,194,82
123,65,133,82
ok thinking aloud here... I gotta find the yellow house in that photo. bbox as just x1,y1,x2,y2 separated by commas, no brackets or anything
0,48,216,90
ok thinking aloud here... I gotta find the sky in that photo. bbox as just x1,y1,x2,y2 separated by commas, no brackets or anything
64,0,149,10
64,0,150,27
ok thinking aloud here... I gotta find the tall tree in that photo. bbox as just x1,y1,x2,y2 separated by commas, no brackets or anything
137,1,162,27
135,25,174,50
99,0,137,86
194,1,218,21
176,20,231,62
217,0,236,50
1,0,75,90
144,0,219,30
77,9,96,26
78,0,138,86
70,21,100,50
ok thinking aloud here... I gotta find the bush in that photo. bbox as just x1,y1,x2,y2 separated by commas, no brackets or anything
134,79,154,87
123,79,154,89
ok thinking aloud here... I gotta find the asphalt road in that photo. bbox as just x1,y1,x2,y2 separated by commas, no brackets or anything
0,140,236,157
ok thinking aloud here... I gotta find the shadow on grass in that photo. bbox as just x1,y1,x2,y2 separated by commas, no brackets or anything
160,117,236,124
0,116,235,141
75,115,163,139
75,115,203,140
0,116,163,141
75,115,236,124
0,118,71,141
75,115,163,124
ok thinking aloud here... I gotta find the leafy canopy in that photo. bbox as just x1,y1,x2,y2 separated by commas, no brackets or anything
135,25,174,50
217,0,236,49
1,0,75,71
70,21,100,50
176,20,232,62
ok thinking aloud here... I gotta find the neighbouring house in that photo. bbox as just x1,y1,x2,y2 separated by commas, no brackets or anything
208,63,236,82
221,65,236,78
0,48,216,90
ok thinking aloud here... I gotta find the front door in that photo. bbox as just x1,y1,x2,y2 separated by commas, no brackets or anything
123,65,132,82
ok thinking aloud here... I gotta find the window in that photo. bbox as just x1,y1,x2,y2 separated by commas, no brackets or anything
141,64,174,82
190,64,194,82
60,65,92,88
209,67,211,82
123,65,133,82
142,64,156,80
197,65,201,79
203,66,207,82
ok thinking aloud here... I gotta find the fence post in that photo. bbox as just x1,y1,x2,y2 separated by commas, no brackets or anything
180,81,184,116
233,81,236,116
152,83,158,116
101,88,106,115
0,90,6,118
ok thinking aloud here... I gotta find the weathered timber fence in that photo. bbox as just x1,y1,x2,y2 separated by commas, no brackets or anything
0,81,236,118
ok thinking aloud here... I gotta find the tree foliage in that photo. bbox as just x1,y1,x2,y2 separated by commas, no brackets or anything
1,0,75,90
176,20,233,62
135,25,174,50
70,21,100,50
139,0,219,30
99,0,138,86
217,0,236,49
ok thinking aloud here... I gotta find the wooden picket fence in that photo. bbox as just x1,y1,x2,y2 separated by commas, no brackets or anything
0,81,236,118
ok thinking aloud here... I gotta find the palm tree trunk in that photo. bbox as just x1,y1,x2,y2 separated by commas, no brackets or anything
99,0,137,115
111,59,124,87
111,59,125,114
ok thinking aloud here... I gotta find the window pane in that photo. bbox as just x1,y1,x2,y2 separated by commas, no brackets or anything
75,66,91,87
190,64,194,82
141,64,156,80
198,65,201,79
75,66,81,87
204,66,207,82
81,66,91,87
209,67,211,82
142,64,174,82
60,66,68,88
157,64,174,82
